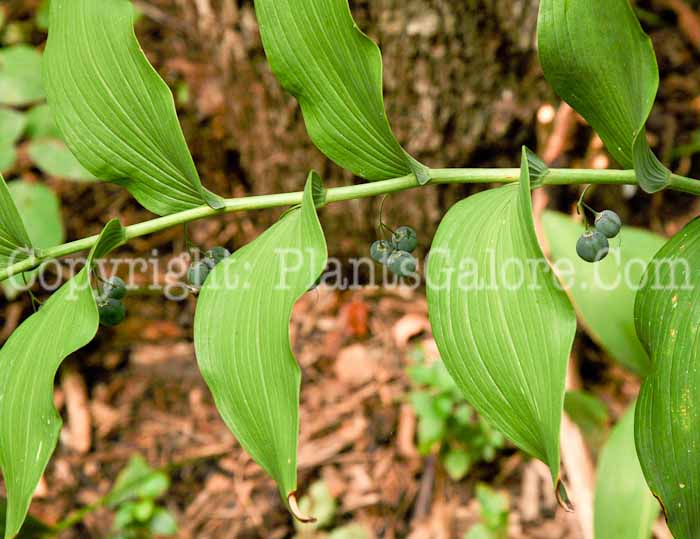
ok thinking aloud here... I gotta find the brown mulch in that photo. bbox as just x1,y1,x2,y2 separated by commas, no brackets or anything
31,286,586,539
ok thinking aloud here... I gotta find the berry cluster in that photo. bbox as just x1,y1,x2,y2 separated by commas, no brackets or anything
97,276,128,326
371,226,418,277
187,246,231,289
576,209,622,263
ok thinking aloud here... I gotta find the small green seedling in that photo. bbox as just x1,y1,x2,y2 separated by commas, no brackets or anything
407,348,505,481
464,484,509,539
106,456,177,539
293,480,370,539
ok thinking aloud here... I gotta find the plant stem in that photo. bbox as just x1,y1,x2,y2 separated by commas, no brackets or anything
1,167,698,282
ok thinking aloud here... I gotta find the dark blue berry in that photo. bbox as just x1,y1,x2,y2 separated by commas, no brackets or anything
595,210,622,238
99,299,126,327
187,262,211,288
387,250,417,277
576,230,609,263
204,246,231,269
103,276,127,300
392,226,418,253
370,240,394,264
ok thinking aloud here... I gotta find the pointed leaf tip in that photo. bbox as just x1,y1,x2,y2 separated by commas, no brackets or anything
288,493,317,524
556,480,575,513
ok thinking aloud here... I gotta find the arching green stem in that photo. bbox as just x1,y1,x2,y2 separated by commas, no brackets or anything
1,167,698,282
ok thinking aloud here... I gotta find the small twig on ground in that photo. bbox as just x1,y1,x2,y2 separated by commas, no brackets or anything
412,454,436,521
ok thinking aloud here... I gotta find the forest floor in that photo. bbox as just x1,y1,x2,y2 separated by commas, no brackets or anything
1,0,700,538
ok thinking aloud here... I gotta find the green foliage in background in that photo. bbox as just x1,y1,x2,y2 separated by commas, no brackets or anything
293,481,370,539
1,180,63,300
107,456,177,539
594,403,659,539
407,348,504,481
464,484,509,539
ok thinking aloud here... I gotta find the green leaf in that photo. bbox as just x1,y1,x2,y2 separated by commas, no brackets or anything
0,108,26,173
426,148,576,486
635,217,700,538
27,140,97,182
443,448,471,481
0,148,17,175
194,172,327,505
2,181,64,300
0,497,54,539
149,508,177,536
253,0,428,184
0,108,26,148
542,211,666,376
524,147,549,187
0,220,125,539
0,174,32,271
106,455,170,508
328,524,370,539
594,402,658,539
36,0,51,31
0,45,45,106
43,0,224,216
537,0,669,193
564,390,608,452
24,105,61,140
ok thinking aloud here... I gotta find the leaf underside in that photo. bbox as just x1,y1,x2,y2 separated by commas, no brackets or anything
635,218,700,538
594,402,659,539
0,496,53,539
426,148,576,484
542,211,666,376
0,174,32,271
2,181,65,300
194,173,327,502
43,0,223,215
0,220,126,539
253,0,428,183
537,0,670,193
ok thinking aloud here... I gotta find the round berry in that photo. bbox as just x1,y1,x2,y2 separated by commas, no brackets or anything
204,246,231,269
387,250,417,277
370,240,394,264
595,210,622,238
98,299,126,327
187,262,211,288
392,226,418,253
576,230,610,263
103,276,127,300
